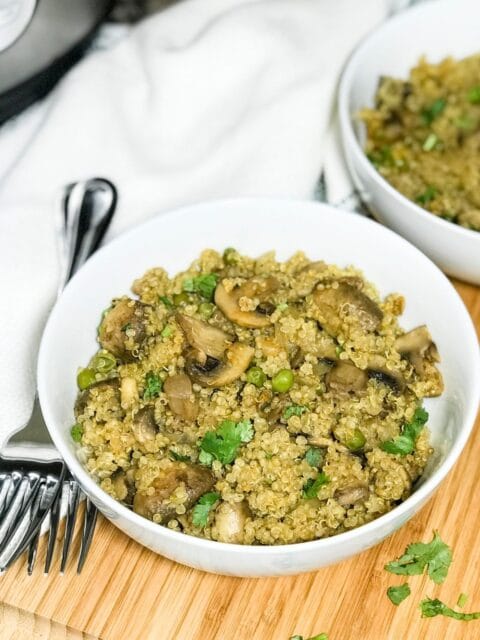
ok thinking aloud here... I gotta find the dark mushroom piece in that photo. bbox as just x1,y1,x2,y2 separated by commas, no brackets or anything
214,501,251,543
163,373,199,421
394,325,440,376
186,342,254,387
132,406,158,444
98,298,149,361
214,277,279,329
326,361,368,395
74,378,120,418
133,462,215,523
313,282,383,334
334,483,369,506
176,313,232,361
367,356,406,394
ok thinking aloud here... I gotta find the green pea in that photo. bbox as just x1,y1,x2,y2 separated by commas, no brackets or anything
345,428,366,451
223,247,239,265
77,367,96,390
199,302,215,319
246,366,266,388
271,369,294,393
71,423,84,443
173,292,191,306
91,350,116,374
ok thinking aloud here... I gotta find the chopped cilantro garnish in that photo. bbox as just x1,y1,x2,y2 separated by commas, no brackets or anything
457,593,469,608
467,86,480,104
192,492,220,528
387,583,411,606
283,405,308,420
335,344,344,357
169,450,191,462
305,447,324,468
367,145,394,168
143,371,162,400
199,420,254,465
277,302,289,311
420,597,480,621
303,472,330,499
415,186,437,205
161,325,173,338
385,531,452,584
289,634,328,640
159,295,173,308
421,98,446,125
381,407,428,456
423,133,438,151
71,423,83,443
183,273,218,300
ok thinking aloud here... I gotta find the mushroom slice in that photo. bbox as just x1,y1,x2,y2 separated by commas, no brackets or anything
367,356,405,394
334,483,369,506
326,361,368,395
176,313,232,360
313,283,383,334
164,373,199,421
394,325,440,376
215,277,279,329
132,406,158,444
214,501,251,543
187,342,254,387
74,378,120,418
133,462,215,523
98,298,148,361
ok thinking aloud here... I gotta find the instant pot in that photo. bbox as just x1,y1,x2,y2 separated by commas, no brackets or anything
0,0,113,123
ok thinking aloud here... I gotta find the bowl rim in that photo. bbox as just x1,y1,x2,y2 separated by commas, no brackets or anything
38,197,480,556
337,0,480,243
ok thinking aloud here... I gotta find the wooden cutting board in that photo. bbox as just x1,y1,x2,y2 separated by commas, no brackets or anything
1,279,479,640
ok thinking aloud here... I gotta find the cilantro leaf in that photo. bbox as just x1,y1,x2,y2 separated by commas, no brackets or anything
283,405,308,420
143,372,162,400
169,450,191,462
192,492,220,528
421,98,446,125
183,273,218,300
420,597,480,621
305,447,324,468
385,531,452,584
387,583,411,606
457,593,469,608
302,473,330,499
159,295,173,308
415,186,437,205
199,420,254,465
381,407,428,456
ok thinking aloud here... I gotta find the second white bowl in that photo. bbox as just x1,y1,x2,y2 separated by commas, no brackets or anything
338,0,480,284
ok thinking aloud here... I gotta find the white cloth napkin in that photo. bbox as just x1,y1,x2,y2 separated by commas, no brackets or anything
0,0,408,449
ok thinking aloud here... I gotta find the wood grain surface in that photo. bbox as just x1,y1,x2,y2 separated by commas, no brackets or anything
0,279,479,640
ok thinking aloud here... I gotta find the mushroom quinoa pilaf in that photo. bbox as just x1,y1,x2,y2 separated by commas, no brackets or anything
72,249,443,545
361,53,480,231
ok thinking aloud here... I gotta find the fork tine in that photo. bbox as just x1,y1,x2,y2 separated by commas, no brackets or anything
27,523,42,575
0,472,21,521
44,476,63,574
0,474,39,549
77,497,98,574
60,479,80,573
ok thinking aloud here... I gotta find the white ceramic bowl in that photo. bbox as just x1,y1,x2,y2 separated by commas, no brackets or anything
338,0,480,285
38,199,480,577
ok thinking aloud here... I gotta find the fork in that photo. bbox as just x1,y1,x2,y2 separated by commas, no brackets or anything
0,177,117,574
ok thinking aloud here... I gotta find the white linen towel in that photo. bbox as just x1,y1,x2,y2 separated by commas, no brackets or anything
0,0,409,448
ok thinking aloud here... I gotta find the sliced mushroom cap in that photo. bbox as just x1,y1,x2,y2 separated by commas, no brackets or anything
163,373,199,421
120,376,139,409
74,378,120,418
176,313,232,360
367,356,406,394
215,277,279,329
187,342,254,387
214,500,251,543
98,298,148,361
313,283,383,334
334,483,369,506
133,462,215,523
326,361,368,395
132,406,158,444
394,325,440,376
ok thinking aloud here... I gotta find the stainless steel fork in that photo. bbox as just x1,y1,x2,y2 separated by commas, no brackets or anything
0,177,117,574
